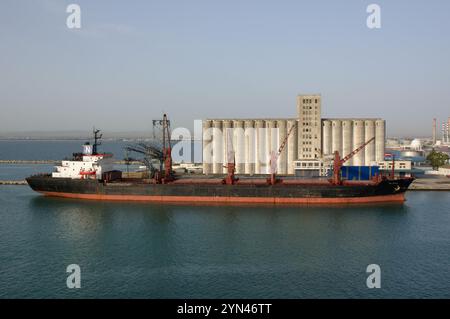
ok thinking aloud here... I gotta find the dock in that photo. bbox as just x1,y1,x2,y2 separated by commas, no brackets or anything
409,177,450,191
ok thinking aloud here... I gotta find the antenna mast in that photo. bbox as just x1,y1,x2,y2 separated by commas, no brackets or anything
92,128,102,155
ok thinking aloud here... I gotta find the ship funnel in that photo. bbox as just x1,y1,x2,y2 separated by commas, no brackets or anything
83,143,93,155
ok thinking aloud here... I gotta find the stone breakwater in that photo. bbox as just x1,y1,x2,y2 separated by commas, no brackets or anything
0,160,59,164
0,180,27,185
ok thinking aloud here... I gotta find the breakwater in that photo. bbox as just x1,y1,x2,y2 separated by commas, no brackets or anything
0,180,27,185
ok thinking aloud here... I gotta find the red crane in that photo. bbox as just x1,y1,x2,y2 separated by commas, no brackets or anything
223,128,237,185
268,122,298,185
331,136,375,185
161,114,174,183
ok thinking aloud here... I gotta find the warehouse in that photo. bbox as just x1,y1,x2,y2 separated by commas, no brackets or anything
202,94,386,176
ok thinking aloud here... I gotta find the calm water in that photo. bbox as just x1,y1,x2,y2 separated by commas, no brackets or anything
0,141,449,298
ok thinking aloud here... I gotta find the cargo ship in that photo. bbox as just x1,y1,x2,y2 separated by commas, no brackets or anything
27,115,414,204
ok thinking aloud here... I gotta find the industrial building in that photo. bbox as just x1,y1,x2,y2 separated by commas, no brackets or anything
202,94,386,176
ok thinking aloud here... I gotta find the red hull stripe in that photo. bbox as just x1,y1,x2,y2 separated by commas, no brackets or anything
39,191,406,204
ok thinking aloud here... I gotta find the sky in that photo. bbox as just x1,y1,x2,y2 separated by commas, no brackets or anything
0,0,449,137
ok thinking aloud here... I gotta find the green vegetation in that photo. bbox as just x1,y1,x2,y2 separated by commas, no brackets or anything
426,149,450,170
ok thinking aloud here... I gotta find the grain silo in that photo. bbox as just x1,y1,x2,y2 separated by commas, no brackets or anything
375,120,386,162
244,120,255,175
331,120,342,156
341,120,353,166
212,120,223,174
233,120,245,174
255,120,265,174
322,120,332,156
202,120,212,175
352,120,365,166
364,120,376,165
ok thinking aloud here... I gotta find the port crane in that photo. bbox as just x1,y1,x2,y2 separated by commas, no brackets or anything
152,113,174,184
223,128,237,185
268,122,299,185
223,121,299,185
330,136,375,185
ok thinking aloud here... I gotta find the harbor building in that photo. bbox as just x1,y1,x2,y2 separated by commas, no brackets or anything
202,94,386,176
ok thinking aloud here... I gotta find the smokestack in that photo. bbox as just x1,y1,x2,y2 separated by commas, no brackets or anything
433,118,436,145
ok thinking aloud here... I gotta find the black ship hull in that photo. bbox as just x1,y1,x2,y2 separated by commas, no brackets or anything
26,175,414,205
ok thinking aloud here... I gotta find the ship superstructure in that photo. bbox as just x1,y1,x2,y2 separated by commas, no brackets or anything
51,129,114,180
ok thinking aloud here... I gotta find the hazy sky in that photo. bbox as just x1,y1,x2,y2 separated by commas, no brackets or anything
1,0,449,137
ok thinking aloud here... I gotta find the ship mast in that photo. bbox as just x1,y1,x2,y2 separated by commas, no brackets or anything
92,128,102,155
162,114,173,183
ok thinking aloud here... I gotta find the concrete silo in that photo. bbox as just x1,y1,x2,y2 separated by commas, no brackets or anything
222,120,232,173
352,120,365,166
202,120,212,175
233,120,245,174
331,120,342,157
322,120,332,156
341,120,353,166
265,120,277,174
255,120,265,174
375,120,386,162
244,120,255,175
212,120,223,174
364,120,376,166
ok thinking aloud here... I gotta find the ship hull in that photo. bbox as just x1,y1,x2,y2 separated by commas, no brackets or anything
26,175,414,205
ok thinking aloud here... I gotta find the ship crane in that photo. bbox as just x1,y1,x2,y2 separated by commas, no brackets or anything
331,136,375,185
268,122,298,185
223,129,237,185
154,114,174,184
162,114,174,183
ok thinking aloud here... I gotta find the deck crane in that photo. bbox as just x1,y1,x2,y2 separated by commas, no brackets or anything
268,122,298,185
160,114,174,183
223,128,237,185
331,136,375,185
